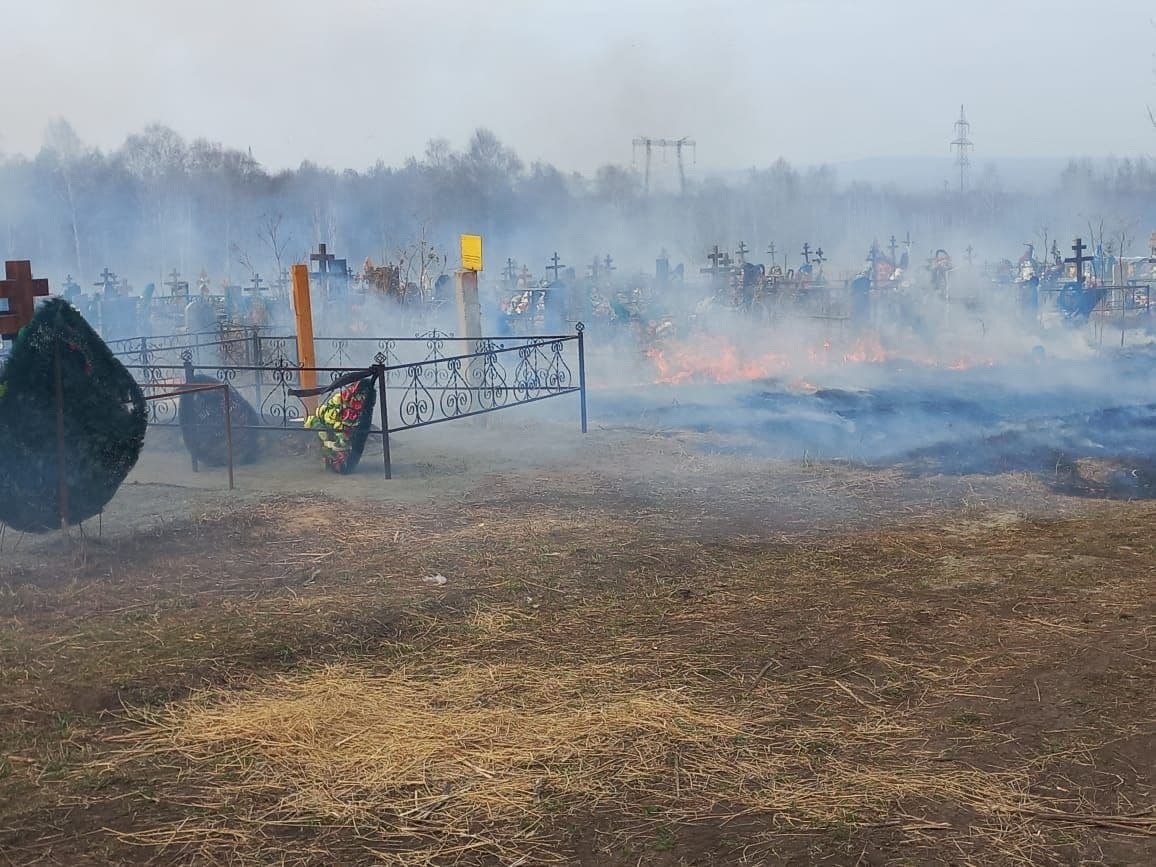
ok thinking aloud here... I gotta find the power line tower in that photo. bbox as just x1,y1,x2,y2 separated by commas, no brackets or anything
950,105,973,194
631,136,697,195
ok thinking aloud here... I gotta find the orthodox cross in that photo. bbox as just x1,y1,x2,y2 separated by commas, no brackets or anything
766,242,777,267
546,252,565,282
248,273,265,293
888,235,899,263
603,254,616,275
1064,237,1093,285
801,242,812,266
94,267,118,294
735,241,749,264
0,260,50,337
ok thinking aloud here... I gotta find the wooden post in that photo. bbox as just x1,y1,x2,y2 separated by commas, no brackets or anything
290,264,318,413
454,269,482,343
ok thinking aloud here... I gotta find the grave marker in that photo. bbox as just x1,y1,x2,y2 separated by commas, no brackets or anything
0,260,51,338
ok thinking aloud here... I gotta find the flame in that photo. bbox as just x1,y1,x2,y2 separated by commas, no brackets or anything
646,333,993,384
646,336,790,384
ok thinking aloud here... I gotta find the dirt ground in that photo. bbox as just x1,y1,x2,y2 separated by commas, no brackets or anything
0,417,1153,865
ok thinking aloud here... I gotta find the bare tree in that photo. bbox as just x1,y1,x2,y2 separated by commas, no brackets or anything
257,213,292,291
43,118,87,277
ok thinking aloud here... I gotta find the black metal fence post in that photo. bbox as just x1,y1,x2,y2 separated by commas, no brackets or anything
376,365,392,479
183,354,198,473
576,322,588,433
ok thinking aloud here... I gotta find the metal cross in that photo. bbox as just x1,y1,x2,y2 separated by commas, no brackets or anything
801,242,812,266
707,245,726,271
603,254,616,274
248,273,265,293
94,267,117,293
888,235,899,263
310,243,336,275
165,269,181,292
766,242,777,267
735,241,749,264
503,258,518,284
964,245,974,265
1064,237,1093,285
813,247,827,267
546,252,565,282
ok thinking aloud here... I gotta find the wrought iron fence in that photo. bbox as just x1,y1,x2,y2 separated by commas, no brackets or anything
120,324,587,477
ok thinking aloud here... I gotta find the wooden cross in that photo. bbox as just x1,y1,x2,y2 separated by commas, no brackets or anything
735,241,749,263
0,260,50,337
888,235,899,262
248,273,265,293
1064,237,1093,285
603,254,616,275
310,243,336,275
766,242,777,267
801,242,812,266
546,252,565,282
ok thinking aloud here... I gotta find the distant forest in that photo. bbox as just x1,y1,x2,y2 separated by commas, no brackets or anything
2,120,1155,288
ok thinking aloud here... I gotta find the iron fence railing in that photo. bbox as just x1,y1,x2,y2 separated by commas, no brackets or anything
119,325,587,476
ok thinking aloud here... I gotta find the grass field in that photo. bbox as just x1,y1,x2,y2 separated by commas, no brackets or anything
1,430,1153,865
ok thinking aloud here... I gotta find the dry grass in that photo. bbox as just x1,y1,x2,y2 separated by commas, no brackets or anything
2,459,1153,865
106,636,1057,864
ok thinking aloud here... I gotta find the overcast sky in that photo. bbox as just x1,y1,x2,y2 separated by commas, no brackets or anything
3,0,1153,174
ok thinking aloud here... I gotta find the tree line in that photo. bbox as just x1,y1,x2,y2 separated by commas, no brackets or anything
2,119,1154,290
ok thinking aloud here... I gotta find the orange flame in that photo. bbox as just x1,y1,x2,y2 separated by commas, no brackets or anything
647,334,992,384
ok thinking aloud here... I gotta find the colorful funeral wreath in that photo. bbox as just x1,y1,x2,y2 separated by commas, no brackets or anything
302,376,377,474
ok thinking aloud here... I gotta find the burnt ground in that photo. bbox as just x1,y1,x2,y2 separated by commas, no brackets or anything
0,423,1153,866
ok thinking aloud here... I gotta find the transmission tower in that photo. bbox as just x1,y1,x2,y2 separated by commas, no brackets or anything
631,136,696,195
950,105,973,194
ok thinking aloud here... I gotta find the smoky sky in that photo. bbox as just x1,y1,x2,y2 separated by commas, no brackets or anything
3,0,1153,173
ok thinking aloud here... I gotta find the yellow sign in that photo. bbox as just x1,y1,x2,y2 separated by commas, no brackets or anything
460,234,483,271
